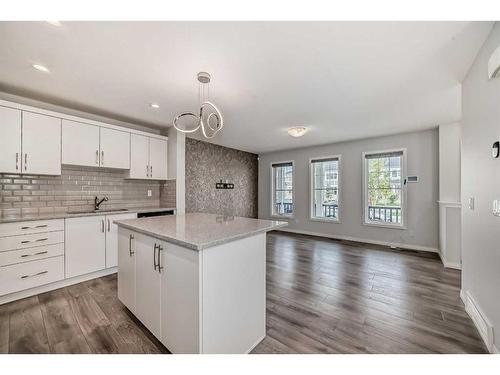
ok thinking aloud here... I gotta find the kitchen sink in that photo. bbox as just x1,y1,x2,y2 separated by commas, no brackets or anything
68,208,129,215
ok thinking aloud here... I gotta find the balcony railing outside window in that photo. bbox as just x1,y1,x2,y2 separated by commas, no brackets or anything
367,205,401,224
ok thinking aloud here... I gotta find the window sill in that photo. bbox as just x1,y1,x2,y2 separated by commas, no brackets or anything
363,222,407,230
270,215,294,220
309,217,341,224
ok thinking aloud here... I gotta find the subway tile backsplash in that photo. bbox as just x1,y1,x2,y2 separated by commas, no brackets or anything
0,166,176,217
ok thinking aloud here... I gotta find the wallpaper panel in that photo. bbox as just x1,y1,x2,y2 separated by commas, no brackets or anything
185,138,258,218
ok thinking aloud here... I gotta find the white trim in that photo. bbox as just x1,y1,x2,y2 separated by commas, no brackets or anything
439,257,461,270
274,227,439,253
462,290,495,353
0,99,167,141
438,200,462,208
309,154,342,223
245,334,266,354
0,267,117,305
493,345,499,354
270,160,295,219
362,148,407,228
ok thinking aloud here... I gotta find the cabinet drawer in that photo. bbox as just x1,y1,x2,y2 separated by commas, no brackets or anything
0,219,64,237
0,230,64,252
0,243,64,267
0,256,64,296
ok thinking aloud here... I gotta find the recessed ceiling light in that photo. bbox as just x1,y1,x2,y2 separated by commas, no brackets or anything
32,64,50,73
46,21,62,27
150,103,160,109
287,126,308,138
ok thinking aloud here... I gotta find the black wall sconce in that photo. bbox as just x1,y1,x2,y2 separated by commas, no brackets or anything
493,141,499,158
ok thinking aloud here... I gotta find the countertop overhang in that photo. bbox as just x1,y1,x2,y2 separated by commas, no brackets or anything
115,212,288,251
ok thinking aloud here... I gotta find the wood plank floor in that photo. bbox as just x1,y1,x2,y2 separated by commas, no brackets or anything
0,231,487,354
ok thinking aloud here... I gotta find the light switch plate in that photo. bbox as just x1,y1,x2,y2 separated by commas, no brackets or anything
493,200,500,216
147,189,152,197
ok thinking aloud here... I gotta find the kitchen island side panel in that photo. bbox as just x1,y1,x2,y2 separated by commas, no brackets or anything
201,233,266,353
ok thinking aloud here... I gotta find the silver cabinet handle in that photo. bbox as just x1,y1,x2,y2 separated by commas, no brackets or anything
146,165,149,177
129,234,135,256
21,238,48,244
21,250,48,258
153,243,158,270
21,270,48,279
96,150,99,165
16,152,19,170
150,165,153,177
107,219,110,232
157,244,163,273
101,150,104,165
24,153,27,171
21,224,48,230
101,219,105,233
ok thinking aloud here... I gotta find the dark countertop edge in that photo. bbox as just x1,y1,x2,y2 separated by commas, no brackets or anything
0,207,176,224
115,220,288,251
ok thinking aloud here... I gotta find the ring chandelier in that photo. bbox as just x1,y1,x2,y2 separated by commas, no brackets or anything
173,72,224,139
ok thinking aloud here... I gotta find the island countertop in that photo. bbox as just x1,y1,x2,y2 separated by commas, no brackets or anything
114,212,287,250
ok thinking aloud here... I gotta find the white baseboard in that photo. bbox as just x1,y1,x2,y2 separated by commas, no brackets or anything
245,334,266,354
462,290,495,353
493,345,499,354
438,254,462,270
275,227,439,253
0,267,117,305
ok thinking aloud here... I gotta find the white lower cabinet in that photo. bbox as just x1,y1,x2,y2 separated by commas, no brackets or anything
65,215,106,278
118,229,136,313
134,233,163,339
105,213,137,268
66,213,138,278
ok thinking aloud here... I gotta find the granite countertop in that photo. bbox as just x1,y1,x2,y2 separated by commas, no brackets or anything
0,207,176,224
114,212,288,251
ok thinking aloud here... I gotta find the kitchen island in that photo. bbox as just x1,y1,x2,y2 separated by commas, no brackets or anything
114,213,287,354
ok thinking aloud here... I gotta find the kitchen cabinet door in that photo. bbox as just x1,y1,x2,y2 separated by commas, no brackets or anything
62,119,100,167
117,228,136,313
149,138,168,180
105,213,137,268
129,134,150,179
65,215,106,278
135,233,162,339
22,111,61,175
0,106,22,174
161,242,200,353
99,127,130,169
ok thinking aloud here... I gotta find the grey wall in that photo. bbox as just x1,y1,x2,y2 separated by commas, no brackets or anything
0,166,175,217
185,138,258,218
258,129,439,250
462,23,500,350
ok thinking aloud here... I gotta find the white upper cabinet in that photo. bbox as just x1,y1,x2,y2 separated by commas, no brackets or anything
129,135,168,180
150,138,168,180
130,134,150,179
22,112,61,175
99,127,130,169
62,119,100,167
0,106,22,174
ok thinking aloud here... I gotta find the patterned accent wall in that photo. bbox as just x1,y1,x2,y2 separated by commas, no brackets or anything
185,138,258,218
0,166,176,217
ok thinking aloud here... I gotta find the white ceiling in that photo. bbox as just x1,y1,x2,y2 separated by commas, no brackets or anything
0,21,493,153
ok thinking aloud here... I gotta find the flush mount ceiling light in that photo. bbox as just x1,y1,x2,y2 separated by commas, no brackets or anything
488,45,500,79
287,126,308,138
173,72,224,139
32,64,50,73
46,21,62,27
150,103,160,109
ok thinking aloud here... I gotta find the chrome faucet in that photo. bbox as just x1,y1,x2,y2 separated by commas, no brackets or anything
94,196,109,211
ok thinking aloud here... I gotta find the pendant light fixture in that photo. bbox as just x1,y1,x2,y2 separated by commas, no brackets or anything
173,72,224,139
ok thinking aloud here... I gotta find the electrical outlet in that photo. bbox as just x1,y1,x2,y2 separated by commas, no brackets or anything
147,189,152,197
468,197,475,210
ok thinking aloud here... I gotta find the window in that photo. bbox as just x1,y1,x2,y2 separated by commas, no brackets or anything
310,156,340,221
363,150,405,227
271,161,294,217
